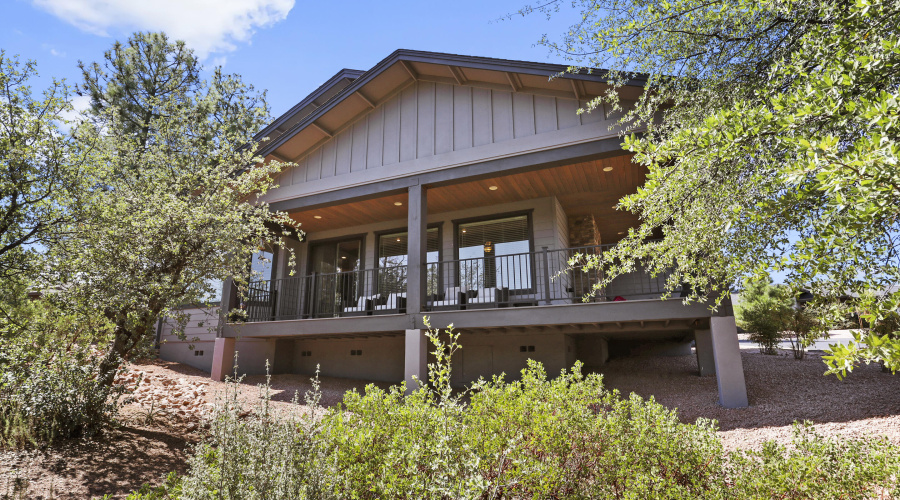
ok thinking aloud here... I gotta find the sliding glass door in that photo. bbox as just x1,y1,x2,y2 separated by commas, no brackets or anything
308,238,362,317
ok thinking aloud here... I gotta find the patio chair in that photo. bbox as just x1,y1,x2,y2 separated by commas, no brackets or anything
466,287,500,309
343,294,379,317
373,292,406,314
430,287,466,311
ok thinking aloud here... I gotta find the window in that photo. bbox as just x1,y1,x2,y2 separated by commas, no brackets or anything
377,228,440,295
251,245,278,282
458,215,531,290
377,228,440,267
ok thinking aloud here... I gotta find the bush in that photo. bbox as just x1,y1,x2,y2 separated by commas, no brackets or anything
736,279,793,354
321,328,726,498
130,322,900,499
728,423,900,499
0,288,121,448
176,365,336,500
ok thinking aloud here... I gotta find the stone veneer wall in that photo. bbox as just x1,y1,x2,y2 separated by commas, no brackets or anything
567,214,601,248
566,214,605,302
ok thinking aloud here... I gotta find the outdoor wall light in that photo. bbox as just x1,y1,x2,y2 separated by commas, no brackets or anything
484,241,493,253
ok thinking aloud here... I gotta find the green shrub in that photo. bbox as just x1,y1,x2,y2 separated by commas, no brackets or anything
728,423,900,499
0,342,123,448
131,322,900,499
176,365,336,500
319,324,728,499
736,279,793,354
0,292,121,448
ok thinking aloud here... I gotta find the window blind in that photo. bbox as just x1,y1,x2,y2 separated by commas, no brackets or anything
458,215,528,250
378,228,439,266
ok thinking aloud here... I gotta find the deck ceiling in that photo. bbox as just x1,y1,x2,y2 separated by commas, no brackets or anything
288,153,645,244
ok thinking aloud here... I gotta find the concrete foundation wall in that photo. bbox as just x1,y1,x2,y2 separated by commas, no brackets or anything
454,332,569,385
159,341,215,372
293,335,405,382
162,337,274,376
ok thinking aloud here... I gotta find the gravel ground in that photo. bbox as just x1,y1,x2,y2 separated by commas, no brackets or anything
599,349,900,451
4,350,900,498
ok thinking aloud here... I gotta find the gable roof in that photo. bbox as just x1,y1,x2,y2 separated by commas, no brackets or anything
258,49,647,163
255,68,365,147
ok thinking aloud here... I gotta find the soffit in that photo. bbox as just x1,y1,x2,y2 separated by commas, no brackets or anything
289,153,644,244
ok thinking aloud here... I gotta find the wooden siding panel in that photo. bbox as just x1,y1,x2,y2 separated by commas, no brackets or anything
534,95,558,134
434,83,454,155
556,98,580,130
472,87,492,147
160,308,220,343
275,83,625,190
416,81,436,158
554,197,569,249
512,93,536,139
399,86,418,162
453,86,473,151
491,90,514,143
306,148,322,181
351,120,368,172
366,106,384,168
291,156,307,185
382,94,401,166
320,139,336,179
334,129,352,176
580,100,605,125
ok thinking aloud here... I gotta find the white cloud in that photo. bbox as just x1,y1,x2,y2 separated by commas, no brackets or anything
58,95,92,133
31,0,294,58
42,43,66,58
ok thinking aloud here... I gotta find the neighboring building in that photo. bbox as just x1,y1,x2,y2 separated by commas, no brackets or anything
158,50,748,408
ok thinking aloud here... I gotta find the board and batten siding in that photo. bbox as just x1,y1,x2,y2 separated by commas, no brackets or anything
269,81,613,202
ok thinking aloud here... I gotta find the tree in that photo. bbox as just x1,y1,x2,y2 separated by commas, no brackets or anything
53,32,298,383
518,0,900,376
735,280,792,355
0,52,85,282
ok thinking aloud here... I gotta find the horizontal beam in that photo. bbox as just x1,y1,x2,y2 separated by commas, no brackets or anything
222,299,713,340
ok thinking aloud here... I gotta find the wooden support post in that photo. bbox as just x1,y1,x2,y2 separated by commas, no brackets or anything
407,184,427,314
405,329,427,394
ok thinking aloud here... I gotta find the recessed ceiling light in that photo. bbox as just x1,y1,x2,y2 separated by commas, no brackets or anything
611,205,617,209
488,185,499,191
341,256,346,259
462,229,467,233
603,166,613,172
313,215,322,219
396,238,401,242
394,201,403,206
617,231,625,235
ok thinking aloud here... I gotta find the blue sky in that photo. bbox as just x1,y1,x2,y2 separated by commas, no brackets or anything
2,0,577,119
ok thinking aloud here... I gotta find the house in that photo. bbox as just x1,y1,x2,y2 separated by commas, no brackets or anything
157,50,749,408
